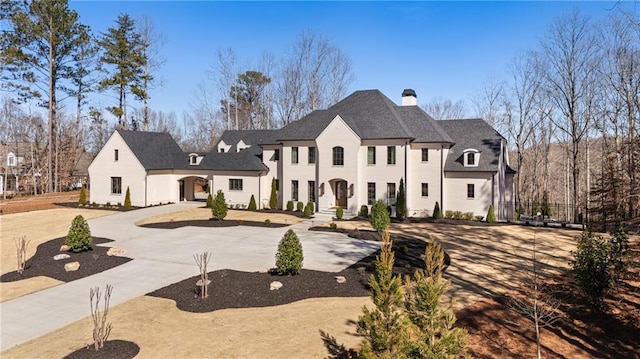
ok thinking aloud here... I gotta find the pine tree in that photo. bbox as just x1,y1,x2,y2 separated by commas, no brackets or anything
206,192,213,208
486,204,496,223
124,187,131,208
269,178,278,209
248,194,257,210
65,215,92,252
396,178,406,220
432,201,442,219
357,228,407,358
79,186,87,206
404,242,468,357
212,190,227,220
370,200,390,232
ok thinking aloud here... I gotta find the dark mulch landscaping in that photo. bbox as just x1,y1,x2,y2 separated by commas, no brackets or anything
55,202,143,212
148,234,446,313
140,218,288,229
0,237,131,283
63,340,140,359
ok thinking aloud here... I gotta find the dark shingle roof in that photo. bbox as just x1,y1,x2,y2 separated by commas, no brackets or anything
118,130,187,170
198,150,268,171
216,129,280,152
439,119,506,172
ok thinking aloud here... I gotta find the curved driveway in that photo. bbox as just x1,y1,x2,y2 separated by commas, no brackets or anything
1,203,377,352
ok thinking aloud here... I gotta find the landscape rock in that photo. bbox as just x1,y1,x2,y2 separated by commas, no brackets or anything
335,276,346,284
59,245,70,252
64,261,80,272
53,254,70,261
196,279,211,287
270,281,283,290
107,247,125,256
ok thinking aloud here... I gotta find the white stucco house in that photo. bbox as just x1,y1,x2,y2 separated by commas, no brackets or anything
88,89,515,219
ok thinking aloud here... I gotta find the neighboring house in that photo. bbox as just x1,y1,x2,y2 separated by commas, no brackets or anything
88,89,514,219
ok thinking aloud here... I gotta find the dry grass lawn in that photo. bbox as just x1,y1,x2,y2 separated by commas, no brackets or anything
134,207,305,226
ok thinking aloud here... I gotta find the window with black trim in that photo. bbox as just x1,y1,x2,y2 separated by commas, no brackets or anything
367,182,375,205
308,181,315,203
332,146,344,166
421,183,428,197
291,180,299,201
114,149,119,161
467,184,475,198
367,146,376,165
229,179,243,191
291,147,298,164
308,147,316,164
387,182,396,205
387,146,396,165
467,152,475,166
111,177,122,194
421,148,428,162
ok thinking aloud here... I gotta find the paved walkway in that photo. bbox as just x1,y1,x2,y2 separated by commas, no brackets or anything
0,204,377,352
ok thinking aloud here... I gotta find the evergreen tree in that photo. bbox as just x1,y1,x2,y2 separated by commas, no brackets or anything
432,201,442,219
404,242,468,357
124,187,131,208
248,194,257,210
396,178,406,220
486,204,496,223
358,228,408,358
212,190,228,220
78,186,87,205
97,13,145,128
269,178,278,209
65,214,92,252
0,0,92,192
206,192,213,208
371,200,390,232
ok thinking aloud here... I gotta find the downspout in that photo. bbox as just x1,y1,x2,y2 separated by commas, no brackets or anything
404,140,408,216
440,144,444,213
258,171,261,209
144,171,148,207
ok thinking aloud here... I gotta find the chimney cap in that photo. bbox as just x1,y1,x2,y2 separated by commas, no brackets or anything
402,89,417,98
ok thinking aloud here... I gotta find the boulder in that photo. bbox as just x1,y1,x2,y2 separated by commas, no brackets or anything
335,276,346,284
53,254,70,261
106,247,125,256
196,279,211,287
64,262,80,272
270,281,283,290
59,245,70,252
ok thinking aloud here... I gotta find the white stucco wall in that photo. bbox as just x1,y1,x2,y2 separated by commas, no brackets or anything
406,144,447,217
261,145,282,209
211,171,262,208
88,132,147,206
443,171,493,218
281,141,317,208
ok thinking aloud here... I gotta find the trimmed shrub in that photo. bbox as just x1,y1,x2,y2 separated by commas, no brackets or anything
248,195,257,210
474,215,484,221
359,205,369,217
463,212,474,220
571,231,613,308
275,229,303,275
269,178,278,209
124,187,131,209
444,210,454,219
396,178,406,219
212,190,228,220
329,222,338,230
264,218,272,226
78,186,87,206
486,205,496,223
303,202,313,218
65,215,92,253
432,201,442,219
336,207,344,219
206,193,213,208
286,200,294,211
453,211,463,220
371,200,390,232
296,201,304,212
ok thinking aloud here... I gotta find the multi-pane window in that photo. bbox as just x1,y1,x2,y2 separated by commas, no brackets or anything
367,146,376,165
467,184,475,198
422,183,429,197
114,149,119,161
308,147,316,164
387,182,396,205
367,182,376,205
111,177,122,194
229,179,243,191
332,146,344,166
421,148,428,162
308,181,315,203
291,147,298,164
387,146,396,165
291,180,299,201
467,152,475,166
274,149,280,161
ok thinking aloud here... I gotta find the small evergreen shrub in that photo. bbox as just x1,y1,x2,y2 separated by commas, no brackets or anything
486,204,496,223
248,195,257,211
303,202,313,218
453,211,463,220
206,193,213,208
329,222,338,230
609,223,630,276
275,229,303,275
444,210,454,219
463,212,474,220
286,200,294,211
269,178,278,209
212,190,228,220
432,201,442,219
359,205,369,217
78,186,87,206
264,218,272,226
474,215,484,221
124,187,131,209
396,178,406,219
296,201,304,212
571,230,613,308
65,215,92,253
370,200,390,232
336,207,344,219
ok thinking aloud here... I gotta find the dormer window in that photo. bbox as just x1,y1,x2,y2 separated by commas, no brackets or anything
7,153,16,166
189,153,200,165
463,149,480,167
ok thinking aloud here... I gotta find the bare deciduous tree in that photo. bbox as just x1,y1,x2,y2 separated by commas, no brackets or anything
194,252,211,299
14,235,29,274
90,284,113,351
421,97,468,120
137,14,166,131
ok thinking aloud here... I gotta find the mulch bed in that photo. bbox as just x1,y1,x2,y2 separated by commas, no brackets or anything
1,237,131,283
140,219,288,229
63,340,140,359
56,202,143,212
148,234,445,313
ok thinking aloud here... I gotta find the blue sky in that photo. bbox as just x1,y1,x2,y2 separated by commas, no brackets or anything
68,1,627,119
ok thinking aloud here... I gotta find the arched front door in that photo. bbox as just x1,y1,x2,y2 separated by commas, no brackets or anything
336,180,347,208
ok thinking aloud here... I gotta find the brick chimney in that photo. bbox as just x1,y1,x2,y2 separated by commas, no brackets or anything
401,89,417,106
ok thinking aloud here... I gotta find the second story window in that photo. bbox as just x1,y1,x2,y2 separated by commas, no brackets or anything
332,146,344,166
114,149,119,161
367,146,376,165
291,147,298,164
421,148,428,162
387,146,396,165
308,147,316,164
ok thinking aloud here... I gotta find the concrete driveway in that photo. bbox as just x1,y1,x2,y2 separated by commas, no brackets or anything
1,203,378,352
